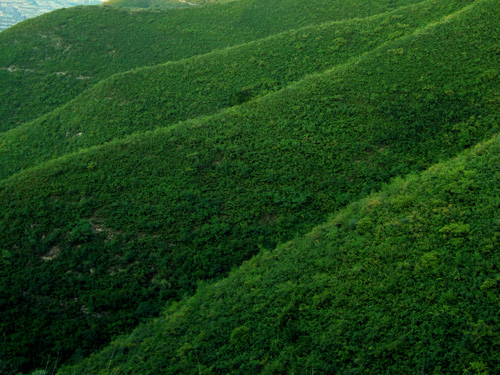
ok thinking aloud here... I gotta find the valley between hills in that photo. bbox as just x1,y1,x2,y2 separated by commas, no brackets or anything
0,0,101,31
0,0,499,373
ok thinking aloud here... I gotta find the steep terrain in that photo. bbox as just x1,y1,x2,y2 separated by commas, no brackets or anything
0,0,499,373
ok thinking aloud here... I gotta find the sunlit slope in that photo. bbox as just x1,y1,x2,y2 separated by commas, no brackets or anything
0,0,465,181
1,0,499,371
0,0,422,132
62,133,500,374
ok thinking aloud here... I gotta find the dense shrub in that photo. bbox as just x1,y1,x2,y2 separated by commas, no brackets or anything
1,0,499,373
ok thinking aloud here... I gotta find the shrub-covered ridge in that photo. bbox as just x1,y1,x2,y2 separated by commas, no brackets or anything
0,0,465,181
0,0,422,131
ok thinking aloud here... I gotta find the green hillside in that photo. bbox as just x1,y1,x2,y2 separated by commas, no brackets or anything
1,0,499,372
0,0,465,181
0,0,421,132
61,131,500,375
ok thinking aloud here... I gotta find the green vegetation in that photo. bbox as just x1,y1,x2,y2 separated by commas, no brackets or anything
0,0,499,373
61,131,500,374
0,0,466,180
0,0,421,131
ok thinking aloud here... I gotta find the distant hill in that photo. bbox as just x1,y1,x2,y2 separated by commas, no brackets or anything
0,0,101,31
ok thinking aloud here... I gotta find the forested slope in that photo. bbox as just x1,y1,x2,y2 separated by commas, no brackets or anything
62,130,500,374
1,0,499,372
0,0,421,131
0,0,464,180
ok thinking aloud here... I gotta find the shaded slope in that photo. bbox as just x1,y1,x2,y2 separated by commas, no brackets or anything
62,132,500,375
0,0,423,131
1,0,499,371
0,0,466,181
